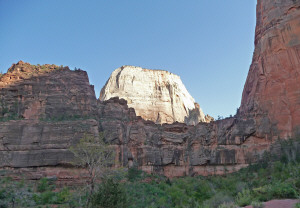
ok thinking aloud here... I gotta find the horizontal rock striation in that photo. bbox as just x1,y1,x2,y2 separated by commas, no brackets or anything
0,119,99,168
0,63,266,180
100,65,208,125
0,0,300,181
0,61,97,120
98,97,271,177
0,96,268,180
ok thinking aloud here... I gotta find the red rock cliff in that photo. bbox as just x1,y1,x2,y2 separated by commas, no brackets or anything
241,0,300,138
1,0,300,181
0,61,97,120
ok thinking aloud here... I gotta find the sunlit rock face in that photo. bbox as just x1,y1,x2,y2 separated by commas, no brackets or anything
100,65,208,125
240,0,300,138
1,0,300,181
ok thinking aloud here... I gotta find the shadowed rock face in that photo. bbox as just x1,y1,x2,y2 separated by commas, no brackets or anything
100,65,208,125
0,61,97,120
0,0,300,182
98,98,269,177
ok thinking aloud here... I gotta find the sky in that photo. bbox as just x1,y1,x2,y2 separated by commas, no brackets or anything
0,0,256,119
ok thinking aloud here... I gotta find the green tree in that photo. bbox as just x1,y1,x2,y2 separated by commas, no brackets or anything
92,177,128,208
69,133,114,207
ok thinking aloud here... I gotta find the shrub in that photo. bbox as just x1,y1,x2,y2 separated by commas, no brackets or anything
92,177,128,208
56,187,71,204
295,202,300,208
37,178,48,192
0,177,35,207
189,179,214,203
235,182,248,193
203,192,234,208
235,189,252,206
37,178,54,192
295,178,300,190
270,182,298,199
33,191,55,205
127,167,143,182
167,184,190,207
126,181,168,208
252,185,272,202
0,189,9,208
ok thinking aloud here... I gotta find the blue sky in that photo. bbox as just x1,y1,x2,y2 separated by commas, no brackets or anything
0,0,256,118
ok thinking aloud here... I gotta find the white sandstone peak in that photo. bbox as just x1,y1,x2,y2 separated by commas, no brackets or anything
100,66,208,125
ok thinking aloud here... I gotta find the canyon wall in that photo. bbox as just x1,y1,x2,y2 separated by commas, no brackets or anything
241,0,300,139
100,65,208,125
0,61,97,120
0,0,300,181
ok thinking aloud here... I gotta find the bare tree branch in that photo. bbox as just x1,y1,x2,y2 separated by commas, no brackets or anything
69,133,115,208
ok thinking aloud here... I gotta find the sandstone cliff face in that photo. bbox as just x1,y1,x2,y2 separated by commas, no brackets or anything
0,0,300,181
0,63,262,180
0,97,263,181
241,0,300,138
0,61,97,120
100,66,207,124
98,97,268,177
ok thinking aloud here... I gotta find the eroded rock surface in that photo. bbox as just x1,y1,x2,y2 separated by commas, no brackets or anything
0,0,300,181
100,65,208,124
241,0,300,138
0,61,97,120
0,63,265,180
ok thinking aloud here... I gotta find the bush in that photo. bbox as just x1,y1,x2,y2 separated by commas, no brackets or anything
167,185,190,207
33,179,71,205
33,191,55,205
127,167,143,182
235,189,252,206
270,182,298,199
235,182,248,193
0,177,35,207
126,181,168,208
56,187,71,204
192,180,214,202
203,192,234,208
252,185,272,202
0,189,9,208
37,178,52,193
92,177,128,208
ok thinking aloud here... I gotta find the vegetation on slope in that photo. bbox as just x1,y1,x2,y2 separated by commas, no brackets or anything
0,138,299,208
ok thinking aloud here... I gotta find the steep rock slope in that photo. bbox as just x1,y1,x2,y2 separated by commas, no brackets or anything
0,61,97,120
0,62,261,180
241,0,300,138
0,0,300,181
100,65,207,124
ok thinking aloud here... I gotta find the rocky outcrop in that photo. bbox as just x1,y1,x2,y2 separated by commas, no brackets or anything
0,0,300,181
98,97,269,177
241,0,300,138
0,97,263,180
0,61,97,120
0,63,264,180
0,119,99,168
100,65,207,124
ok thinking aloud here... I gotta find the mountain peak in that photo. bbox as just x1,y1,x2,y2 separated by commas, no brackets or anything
100,66,208,124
